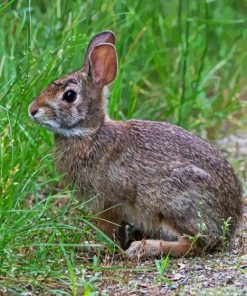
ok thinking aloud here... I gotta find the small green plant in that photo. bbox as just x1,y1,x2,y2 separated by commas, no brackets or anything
82,271,99,296
155,255,172,285
183,205,208,255
186,232,202,247
221,217,232,251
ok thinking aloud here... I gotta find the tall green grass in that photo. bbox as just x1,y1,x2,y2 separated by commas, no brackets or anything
0,0,246,294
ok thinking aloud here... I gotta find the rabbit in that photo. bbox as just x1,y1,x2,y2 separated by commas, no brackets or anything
29,31,243,258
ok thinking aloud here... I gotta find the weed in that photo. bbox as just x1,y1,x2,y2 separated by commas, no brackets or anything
155,255,172,285
183,204,208,255
220,217,232,251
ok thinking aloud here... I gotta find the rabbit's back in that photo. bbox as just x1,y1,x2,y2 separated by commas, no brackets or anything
97,120,243,246
131,121,241,216
98,120,241,198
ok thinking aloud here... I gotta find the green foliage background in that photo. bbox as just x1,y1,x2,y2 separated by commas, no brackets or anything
0,0,246,294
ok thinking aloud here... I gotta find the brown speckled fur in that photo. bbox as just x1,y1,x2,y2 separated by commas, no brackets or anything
29,31,243,258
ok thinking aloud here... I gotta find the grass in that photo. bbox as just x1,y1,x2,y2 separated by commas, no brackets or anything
0,0,246,294
155,255,172,285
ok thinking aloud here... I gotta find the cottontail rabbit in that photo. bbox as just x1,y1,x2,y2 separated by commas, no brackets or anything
29,31,243,258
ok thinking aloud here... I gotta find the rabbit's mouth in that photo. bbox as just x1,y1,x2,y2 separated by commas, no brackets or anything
40,120,93,138
29,106,93,137
41,120,60,128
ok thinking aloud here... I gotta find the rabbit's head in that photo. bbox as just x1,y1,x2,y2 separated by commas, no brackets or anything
29,31,118,137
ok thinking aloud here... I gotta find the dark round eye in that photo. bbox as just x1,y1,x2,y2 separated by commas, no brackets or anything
62,90,77,103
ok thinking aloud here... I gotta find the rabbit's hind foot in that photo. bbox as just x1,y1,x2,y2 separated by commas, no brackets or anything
126,238,195,259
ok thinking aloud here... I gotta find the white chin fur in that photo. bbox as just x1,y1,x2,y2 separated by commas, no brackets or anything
41,120,91,137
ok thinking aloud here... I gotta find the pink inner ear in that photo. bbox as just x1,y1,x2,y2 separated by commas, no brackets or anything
90,44,117,87
93,68,103,84
83,31,115,72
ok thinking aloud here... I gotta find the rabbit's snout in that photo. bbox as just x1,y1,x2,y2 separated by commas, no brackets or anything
28,104,45,121
30,109,38,117
29,96,50,122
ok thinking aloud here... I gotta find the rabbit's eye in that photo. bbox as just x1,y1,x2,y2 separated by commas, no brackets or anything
62,90,77,103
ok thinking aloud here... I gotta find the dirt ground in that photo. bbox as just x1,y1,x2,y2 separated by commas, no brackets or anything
90,207,246,295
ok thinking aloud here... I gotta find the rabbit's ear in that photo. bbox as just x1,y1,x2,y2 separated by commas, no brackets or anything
88,43,118,86
83,31,115,72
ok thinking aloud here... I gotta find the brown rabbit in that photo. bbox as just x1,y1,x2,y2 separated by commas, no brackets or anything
29,31,243,258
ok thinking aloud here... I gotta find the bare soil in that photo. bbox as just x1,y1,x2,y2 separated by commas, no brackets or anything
89,207,246,295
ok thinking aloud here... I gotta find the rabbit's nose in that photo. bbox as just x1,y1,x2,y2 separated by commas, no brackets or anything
30,109,38,117
29,106,45,120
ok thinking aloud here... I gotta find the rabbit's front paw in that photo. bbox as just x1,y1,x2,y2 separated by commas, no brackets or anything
126,240,161,259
